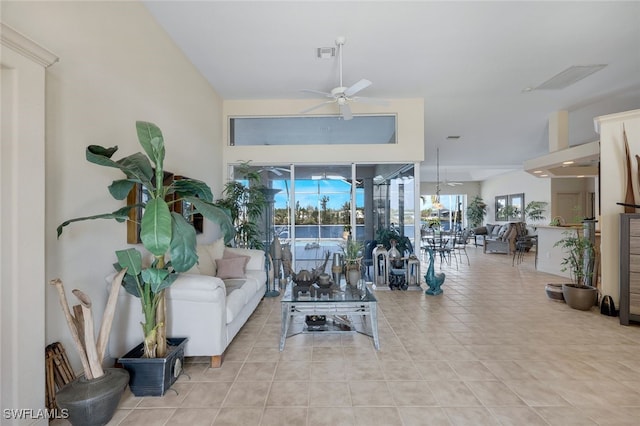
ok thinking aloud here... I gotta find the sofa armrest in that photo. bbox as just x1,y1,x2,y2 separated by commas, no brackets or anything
166,273,226,302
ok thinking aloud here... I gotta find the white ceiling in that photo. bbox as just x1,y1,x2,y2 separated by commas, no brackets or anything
143,1,640,182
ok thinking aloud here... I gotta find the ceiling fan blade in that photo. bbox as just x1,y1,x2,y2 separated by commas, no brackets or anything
352,96,390,107
300,100,335,114
300,89,333,98
340,103,353,120
344,79,372,97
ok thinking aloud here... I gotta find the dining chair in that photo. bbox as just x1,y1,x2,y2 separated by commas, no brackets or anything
453,228,472,266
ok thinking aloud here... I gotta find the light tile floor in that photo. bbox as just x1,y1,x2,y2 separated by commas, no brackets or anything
52,246,640,425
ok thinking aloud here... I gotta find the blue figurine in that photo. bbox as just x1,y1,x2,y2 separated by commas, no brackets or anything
424,247,445,295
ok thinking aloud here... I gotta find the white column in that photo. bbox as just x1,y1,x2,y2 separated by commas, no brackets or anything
1,23,58,425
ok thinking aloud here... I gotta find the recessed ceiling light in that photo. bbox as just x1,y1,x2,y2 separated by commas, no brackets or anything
562,161,574,165
577,175,585,178
533,170,542,174
540,174,548,177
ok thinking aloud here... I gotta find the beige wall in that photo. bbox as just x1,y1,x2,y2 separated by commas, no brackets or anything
481,170,551,225
3,1,225,374
595,109,640,305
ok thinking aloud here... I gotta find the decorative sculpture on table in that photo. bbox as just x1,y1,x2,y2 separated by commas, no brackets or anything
424,247,445,295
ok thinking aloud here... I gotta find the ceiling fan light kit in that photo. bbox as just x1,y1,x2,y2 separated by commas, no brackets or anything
301,36,388,120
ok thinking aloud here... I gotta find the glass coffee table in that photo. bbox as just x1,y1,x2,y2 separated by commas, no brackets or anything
279,281,380,351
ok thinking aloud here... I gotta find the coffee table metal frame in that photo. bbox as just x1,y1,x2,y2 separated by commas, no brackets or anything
279,282,380,351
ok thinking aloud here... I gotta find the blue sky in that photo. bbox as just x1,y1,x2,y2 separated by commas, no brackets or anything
272,179,363,210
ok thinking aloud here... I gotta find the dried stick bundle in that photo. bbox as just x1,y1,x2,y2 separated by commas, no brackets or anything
49,268,126,379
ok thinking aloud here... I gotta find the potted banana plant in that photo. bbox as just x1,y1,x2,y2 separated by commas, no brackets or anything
57,121,234,395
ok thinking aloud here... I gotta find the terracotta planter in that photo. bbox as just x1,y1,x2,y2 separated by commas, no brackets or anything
562,284,597,311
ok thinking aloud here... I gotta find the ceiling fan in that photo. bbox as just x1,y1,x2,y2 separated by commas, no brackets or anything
443,171,463,187
300,36,388,121
435,148,463,187
256,166,291,177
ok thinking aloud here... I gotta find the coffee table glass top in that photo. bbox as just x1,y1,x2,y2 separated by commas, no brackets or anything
281,281,377,304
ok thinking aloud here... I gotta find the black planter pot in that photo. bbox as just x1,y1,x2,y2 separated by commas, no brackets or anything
562,284,598,311
56,367,129,426
118,337,187,397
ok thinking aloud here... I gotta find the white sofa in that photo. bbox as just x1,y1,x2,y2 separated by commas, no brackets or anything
108,242,266,368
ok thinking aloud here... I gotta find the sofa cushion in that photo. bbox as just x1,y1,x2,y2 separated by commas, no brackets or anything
223,278,246,294
196,238,225,276
226,287,248,324
216,256,249,279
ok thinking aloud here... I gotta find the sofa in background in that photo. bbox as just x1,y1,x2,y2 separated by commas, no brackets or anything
108,238,266,368
475,223,528,255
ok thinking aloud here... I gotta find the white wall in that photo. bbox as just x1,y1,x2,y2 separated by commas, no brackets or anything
3,1,225,374
481,170,551,225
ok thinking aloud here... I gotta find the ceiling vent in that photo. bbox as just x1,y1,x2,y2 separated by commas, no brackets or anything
532,64,607,90
316,47,336,59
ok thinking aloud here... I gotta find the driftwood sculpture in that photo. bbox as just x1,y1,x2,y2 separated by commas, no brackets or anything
49,268,126,379
623,126,635,213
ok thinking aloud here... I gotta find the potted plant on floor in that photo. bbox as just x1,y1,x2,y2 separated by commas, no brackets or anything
49,272,130,426
466,195,487,228
215,162,267,249
553,227,597,310
57,121,234,396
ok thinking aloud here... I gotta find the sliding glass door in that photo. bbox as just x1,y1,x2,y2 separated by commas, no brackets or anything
229,163,416,272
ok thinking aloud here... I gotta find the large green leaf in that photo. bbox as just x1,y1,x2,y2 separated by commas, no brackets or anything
115,153,154,189
152,273,178,294
141,268,169,289
113,262,141,297
56,205,135,237
171,179,213,202
86,146,154,189
108,179,137,200
169,212,198,272
140,198,172,256
115,248,143,276
135,121,163,165
187,197,235,244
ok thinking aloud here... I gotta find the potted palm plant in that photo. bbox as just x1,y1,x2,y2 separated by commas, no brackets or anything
57,121,234,395
466,195,487,228
553,228,597,310
215,162,267,249
524,201,548,223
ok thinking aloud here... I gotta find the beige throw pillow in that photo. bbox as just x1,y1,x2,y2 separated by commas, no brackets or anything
215,257,249,279
195,238,226,276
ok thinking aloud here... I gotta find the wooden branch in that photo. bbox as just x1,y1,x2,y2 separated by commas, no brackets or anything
96,268,126,363
73,289,104,378
72,304,85,351
49,279,93,379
